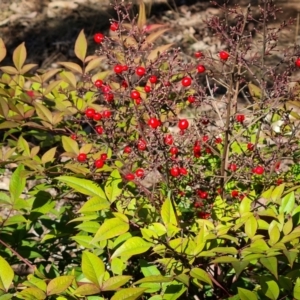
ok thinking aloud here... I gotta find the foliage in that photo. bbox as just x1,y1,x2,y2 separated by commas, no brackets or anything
0,0,300,299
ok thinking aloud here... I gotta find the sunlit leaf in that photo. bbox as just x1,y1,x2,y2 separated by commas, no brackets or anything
74,29,87,62
13,42,26,71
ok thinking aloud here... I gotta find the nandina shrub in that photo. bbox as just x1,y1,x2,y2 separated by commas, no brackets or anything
1,0,300,299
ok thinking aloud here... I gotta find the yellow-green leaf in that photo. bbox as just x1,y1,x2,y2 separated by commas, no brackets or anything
111,288,147,300
41,147,57,164
147,44,173,62
101,276,131,291
82,252,105,287
74,29,87,62
85,56,105,73
105,169,122,203
260,257,278,279
238,288,258,300
17,287,46,300
0,38,6,63
13,42,26,71
73,283,100,296
245,216,257,239
137,1,146,30
58,62,82,74
161,198,178,226
61,136,79,155
135,275,172,284
78,196,110,213
190,268,212,286
46,276,74,296
0,256,14,292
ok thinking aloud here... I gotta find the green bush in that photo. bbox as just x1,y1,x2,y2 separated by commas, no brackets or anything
1,0,300,299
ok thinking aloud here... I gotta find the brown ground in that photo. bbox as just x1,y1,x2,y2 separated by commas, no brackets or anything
0,0,299,69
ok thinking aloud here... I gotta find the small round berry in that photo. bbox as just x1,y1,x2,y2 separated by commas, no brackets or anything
180,167,188,175
121,80,128,88
144,85,151,93
187,95,195,103
122,65,128,72
136,66,146,76
149,75,158,84
124,173,135,181
104,93,114,102
170,166,180,177
148,117,160,129
135,168,144,178
198,212,210,219
95,159,104,169
100,153,108,161
70,134,77,140
110,22,119,31
95,126,104,134
85,108,95,119
253,166,264,175
137,139,147,151
219,51,229,61
276,178,284,185
114,64,123,74
77,153,87,162
102,110,112,118
201,118,210,125
236,114,245,123
93,112,102,121
164,134,173,145
247,143,254,151
194,51,203,58
123,146,131,154
215,137,222,144
130,90,140,99
26,90,34,97
228,163,237,172
94,79,103,88
178,119,189,130
170,147,178,155
197,190,208,199
275,161,280,170
205,147,212,154
181,77,192,87
135,98,142,105
231,190,239,198
164,81,171,87
295,58,300,68
101,85,111,94
94,33,104,43
194,141,201,158
197,65,206,73
202,135,209,142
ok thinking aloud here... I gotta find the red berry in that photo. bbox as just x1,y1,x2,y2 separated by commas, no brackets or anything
170,147,178,155
180,167,188,175
164,81,171,87
231,190,239,197
114,64,123,74
149,75,158,84
187,95,195,103
110,22,119,31
94,33,104,43
104,93,114,102
198,212,210,219
275,161,280,170
219,51,229,61
148,117,160,129
100,153,107,161
194,201,203,208
201,118,210,125
202,135,209,142
144,85,151,93
123,146,131,154
77,153,87,162
135,168,144,178
85,108,95,118
135,98,142,105
95,159,104,169
102,110,111,118
95,126,104,134
121,80,128,88
197,65,206,73
93,112,102,121
170,166,180,177
164,134,173,145
276,178,283,185
130,90,140,99
253,166,264,175
94,79,103,88
247,143,254,151
215,137,222,144
122,65,128,72
181,77,192,87
70,134,77,140
197,190,208,199
194,51,203,58
136,66,146,76
178,119,189,130
101,85,111,94
228,163,237,172
205,147,212,154
137,139,147,151
194,141,201,158
26,90,34,97
295,58,300,68
125,173,135,181
236,114,245,123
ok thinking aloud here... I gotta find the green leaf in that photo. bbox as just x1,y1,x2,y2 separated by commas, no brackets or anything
294,278,300,300
190,268,212,286
105,170,122,203
78,196,110,213
232,261,249,278
161,198,178,226
61,136,79,155
111,288,147,300
260,279,279,300
9,164,25,202
46,276,74,296
73,283,100,296
0,294,13,300
111,237,152,259
82,252,105,287
41,147,56,164
56,176,107,198
101,276,131,291
92,218,129,242
13,42,26,71
135,276,173,284
212,257,239,263
245,216,257,239
0,257,14,292
260,257,278,279
279,192,295,214
271,184,285,202
75,221,100,234
238,288,258,300
74,29,87,62
17,287,46,300
24,275,47,291
283,250,297,268
111,258,125,275
139,259,160,277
